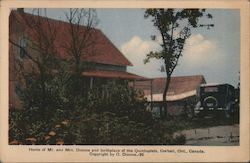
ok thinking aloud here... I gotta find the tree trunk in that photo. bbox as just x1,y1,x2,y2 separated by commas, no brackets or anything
75,58,81,93
39,66,46,108
162,76,171,119
39,66,47,119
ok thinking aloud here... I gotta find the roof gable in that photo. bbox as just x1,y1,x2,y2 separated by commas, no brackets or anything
10,10,132,66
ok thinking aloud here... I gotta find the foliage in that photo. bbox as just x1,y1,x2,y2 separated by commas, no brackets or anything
9,8,186,145
171,134,186,145
9,109,25,143
86,81,153,124
9,66,185,144
144,9,213,75
58,112,167,145
9,108,53,144
144,9,213,118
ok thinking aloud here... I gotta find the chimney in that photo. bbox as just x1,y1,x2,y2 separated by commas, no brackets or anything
17,8,24,13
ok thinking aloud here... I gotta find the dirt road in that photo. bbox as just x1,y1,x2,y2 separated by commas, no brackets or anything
174,124,239,146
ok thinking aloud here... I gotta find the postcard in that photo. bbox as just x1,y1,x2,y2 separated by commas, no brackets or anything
0,0,249,162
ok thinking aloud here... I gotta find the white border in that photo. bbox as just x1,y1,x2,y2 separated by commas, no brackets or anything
0,0,249,162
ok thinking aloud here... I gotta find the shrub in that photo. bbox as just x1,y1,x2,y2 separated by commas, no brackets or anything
86,82,153,124
9,62,182,145
57,112,168,145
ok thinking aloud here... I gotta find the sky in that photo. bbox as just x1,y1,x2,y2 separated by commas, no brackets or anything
24,8,240,87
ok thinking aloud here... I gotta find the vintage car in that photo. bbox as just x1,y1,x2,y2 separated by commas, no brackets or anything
195,83,239,118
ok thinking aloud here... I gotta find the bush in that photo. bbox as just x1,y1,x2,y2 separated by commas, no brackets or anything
171,134,186,145
9,108,54,144
87,82,153,124
53,112,168,145
9,109,25,143
9,62,183,145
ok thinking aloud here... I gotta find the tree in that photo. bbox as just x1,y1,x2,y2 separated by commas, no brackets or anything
64,9,98,73
9,8,99,142
144,9,213,118
9,8,187,145
9,9,65,143
9,8,59,110
62,9,99,112
9,8,99,110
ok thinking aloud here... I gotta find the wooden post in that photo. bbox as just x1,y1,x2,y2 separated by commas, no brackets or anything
90,77,93,89
150,79,153,110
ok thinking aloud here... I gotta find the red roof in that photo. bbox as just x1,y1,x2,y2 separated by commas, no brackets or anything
133,75,206,96
82,69,147,80
9,10,132,66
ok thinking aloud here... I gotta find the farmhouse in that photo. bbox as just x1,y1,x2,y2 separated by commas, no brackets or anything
131,75,206,117
9,9,206,116
9,9,146,109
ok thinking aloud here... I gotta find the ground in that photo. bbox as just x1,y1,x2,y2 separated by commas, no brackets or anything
164,114,239,146
174,124,239,145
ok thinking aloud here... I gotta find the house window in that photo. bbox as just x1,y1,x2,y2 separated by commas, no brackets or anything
19,36,27,59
